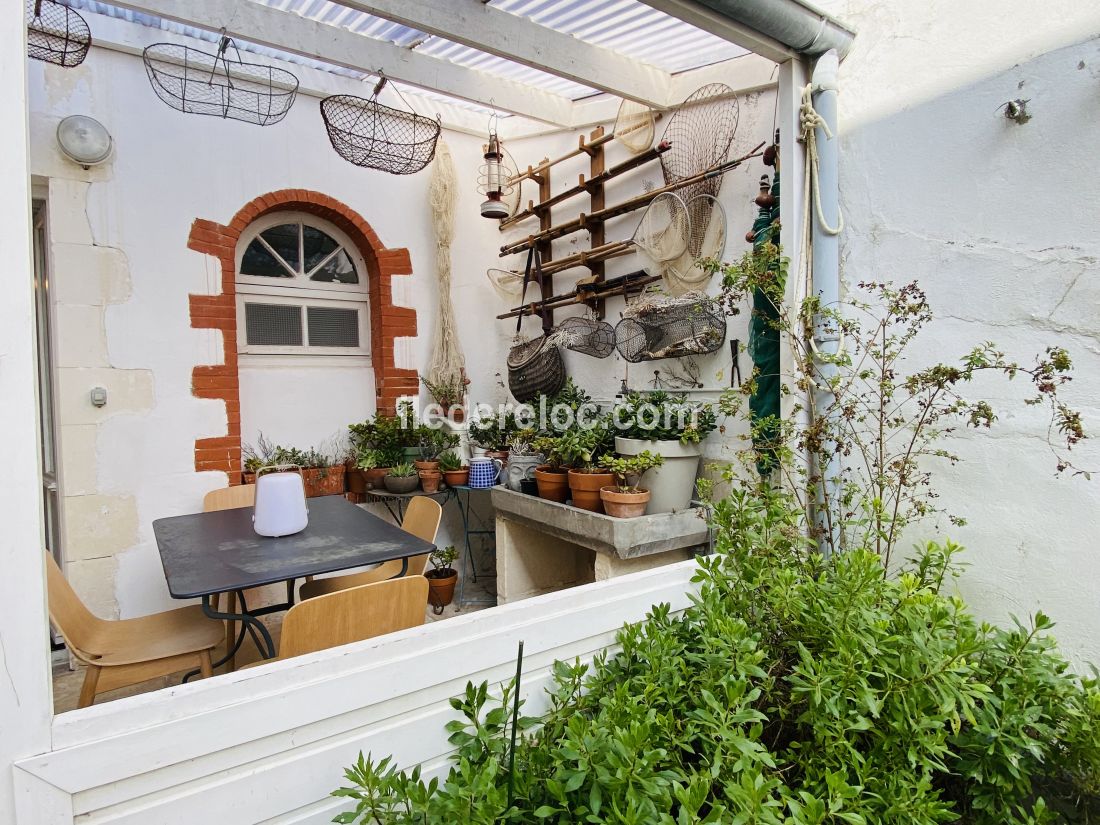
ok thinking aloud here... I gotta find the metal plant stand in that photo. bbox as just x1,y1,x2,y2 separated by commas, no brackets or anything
450,485,498,607
362,487,453,523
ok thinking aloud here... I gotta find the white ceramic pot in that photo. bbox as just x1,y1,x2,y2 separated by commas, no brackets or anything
505,454,544,492
614,437,702,514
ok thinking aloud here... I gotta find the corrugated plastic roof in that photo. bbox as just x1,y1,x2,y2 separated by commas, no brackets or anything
67,0,749,114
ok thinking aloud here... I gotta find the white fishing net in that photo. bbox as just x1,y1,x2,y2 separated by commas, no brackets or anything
425,141,466,393
614,98,655,155
663,195,727,296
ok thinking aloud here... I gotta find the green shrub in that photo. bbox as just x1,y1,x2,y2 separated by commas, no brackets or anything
332,488,1100,824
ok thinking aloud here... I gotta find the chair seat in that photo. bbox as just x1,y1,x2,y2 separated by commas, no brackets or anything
79,605,225,667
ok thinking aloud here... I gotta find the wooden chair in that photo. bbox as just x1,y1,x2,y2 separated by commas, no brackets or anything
299,496,441,600
45,552,223,708
203,484,257,671
242,576,429,666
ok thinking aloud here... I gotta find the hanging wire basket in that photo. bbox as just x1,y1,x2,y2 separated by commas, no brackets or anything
549,316,616,359
26,0,91,68
615,293,727,363
321,77,441,175
142,39,299,126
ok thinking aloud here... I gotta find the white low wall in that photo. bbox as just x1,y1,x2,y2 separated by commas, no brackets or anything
14,561,700,824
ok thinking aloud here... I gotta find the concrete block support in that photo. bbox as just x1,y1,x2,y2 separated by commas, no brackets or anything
492,487,709,603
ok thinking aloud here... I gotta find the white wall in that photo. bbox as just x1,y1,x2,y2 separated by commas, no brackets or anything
813,0,1100,665
28,40,506,618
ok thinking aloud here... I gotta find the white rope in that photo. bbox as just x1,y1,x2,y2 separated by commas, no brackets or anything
426,141,466,393
800,84,843,236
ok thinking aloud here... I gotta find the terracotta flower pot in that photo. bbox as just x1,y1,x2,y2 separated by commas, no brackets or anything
363,467,390,489
242,471,256,485
383,474,419,494
426,568,457,613
302,465,347,498
442,468,470,487
419,469,443,493
485,450,509,467
346,463,367,494
535,465,570,503
414,459,441,472
600,486,651,518
568,469,615,513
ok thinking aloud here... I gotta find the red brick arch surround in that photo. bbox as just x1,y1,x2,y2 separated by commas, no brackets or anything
186,189,418,479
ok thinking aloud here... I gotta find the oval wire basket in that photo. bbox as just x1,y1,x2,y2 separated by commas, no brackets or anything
142,41,299,126
321,93,441,175
26,0,91,68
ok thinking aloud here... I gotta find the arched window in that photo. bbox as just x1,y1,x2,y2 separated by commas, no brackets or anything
235,213,370,356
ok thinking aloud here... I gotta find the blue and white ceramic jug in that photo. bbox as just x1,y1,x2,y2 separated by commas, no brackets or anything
468,456,503,488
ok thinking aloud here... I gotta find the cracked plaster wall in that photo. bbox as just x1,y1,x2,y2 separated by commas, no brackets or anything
814,0,1100,665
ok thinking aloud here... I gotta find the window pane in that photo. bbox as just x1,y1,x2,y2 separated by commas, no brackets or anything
245,303,303,346
307,306,360,348
310,248,359,284
260,224,300,273
240,239,291,278
303,225,340,273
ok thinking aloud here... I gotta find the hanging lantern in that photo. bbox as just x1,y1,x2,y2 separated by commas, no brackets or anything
478,132,513,219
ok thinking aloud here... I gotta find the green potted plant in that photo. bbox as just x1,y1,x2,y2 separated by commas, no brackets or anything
414,428,460,472
270,442,347,497
383,462,420,494
598,451,664,517
532,435,571,502
439,451,469,487
241,433,278,484
421,373,469,421
562,421,615,513
613,391,718,513
467,411,517,463
425,545,459,613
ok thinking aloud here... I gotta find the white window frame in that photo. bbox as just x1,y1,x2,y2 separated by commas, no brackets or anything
235,212,371,358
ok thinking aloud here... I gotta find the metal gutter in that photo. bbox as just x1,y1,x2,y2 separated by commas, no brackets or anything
693,0,855,58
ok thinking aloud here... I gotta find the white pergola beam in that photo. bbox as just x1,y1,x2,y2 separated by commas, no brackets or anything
331,0,674,109
668,53,779,101
105,0,576,125
638,0,797,64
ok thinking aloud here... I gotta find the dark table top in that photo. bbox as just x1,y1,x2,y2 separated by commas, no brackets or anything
153,495,435,599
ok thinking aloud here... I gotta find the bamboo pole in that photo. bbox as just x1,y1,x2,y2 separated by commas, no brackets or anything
496,270,659,320
499,142,669,230
499,143,766,257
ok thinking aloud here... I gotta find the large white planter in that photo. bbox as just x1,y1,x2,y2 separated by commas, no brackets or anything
615,437,702,514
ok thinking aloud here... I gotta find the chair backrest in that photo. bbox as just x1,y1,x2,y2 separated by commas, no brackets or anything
44,551,104,656
400,496,442,576
203,484,256,512
279,576,429,659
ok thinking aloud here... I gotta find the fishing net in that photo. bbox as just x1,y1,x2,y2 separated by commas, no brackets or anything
663,195,727,295
143,40,299,125
321,77,441,175
549,316,616,359
660,83,739,206
615,292,726,362
614,98,656,155
632,192,691,273
425,141,466,395
487,268,525,300
500,144,523,218
26,0,90,68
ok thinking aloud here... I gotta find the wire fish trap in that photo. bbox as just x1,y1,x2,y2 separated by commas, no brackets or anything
321,77,441,175
143,39,299,126
26,0,91,68
549,316,616,359
615,293,727,362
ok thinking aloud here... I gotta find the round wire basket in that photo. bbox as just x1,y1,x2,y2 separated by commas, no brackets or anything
26,0,91,68
321,85,442,175
615,296,727,362
550,316,616,359
507,336,566,402
143,41,299,126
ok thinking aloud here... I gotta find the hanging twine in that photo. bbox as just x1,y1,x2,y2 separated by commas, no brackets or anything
796,83,844,305
426,141,466,393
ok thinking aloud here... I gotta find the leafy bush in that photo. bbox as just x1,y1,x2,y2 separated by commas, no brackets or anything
332,487,1100,824
614,390,718,443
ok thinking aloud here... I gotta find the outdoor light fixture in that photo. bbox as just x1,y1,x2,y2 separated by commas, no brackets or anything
477,131,513,219
56,115,113,168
